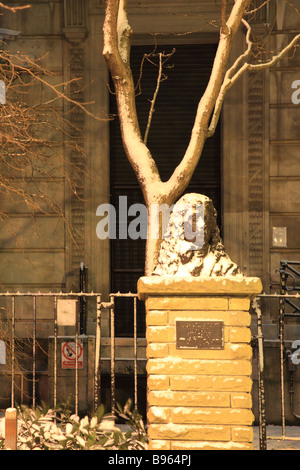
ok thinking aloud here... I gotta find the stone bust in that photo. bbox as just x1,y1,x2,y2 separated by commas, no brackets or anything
152,193,242,278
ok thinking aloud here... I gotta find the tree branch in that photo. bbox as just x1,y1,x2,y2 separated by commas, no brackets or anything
208,22,300,137
164,0,252,203
208,17,252,137
103,0,162,204
144,52,162,145
0,2,30,12
244,0,271,16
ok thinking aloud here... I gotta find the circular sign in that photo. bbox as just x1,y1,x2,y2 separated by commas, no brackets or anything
61,340,83,369
62,341,83,361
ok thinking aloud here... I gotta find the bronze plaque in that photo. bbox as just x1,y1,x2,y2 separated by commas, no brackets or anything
176,321,224,350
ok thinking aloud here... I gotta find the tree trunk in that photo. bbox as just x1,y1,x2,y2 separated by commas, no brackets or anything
145,225,161,276
145,201,165,276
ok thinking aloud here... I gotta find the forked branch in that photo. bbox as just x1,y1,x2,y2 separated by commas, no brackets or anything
103,0,300,209
163,0,252,202
208,19,300,137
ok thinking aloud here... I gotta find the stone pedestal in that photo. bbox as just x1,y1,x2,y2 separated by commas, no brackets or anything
138,276,262,451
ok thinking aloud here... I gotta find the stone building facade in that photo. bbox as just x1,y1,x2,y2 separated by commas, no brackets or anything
1,0,300,423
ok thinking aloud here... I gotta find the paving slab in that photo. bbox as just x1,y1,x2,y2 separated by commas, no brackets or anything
253,426,300,450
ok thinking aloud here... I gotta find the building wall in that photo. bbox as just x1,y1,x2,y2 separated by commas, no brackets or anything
269,5,300,296
1,1,66,293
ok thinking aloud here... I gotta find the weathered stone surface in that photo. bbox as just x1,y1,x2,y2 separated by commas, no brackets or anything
232,426,254,442
167,310,251,326
147,357,252,376
231,393,253,409
229,327,252,343
148,423,231,441
147,375,169,391
148,390,231,407
228,298,250,310
170,375,253,392
148,440,171,450
170,440,253,450
145,296,229,310
146,326,175,343
167,343,252,360
139,276,262,301
147,407,170,424
146,310,168,326
147,342,169,358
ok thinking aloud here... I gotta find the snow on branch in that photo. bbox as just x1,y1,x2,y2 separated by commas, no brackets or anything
207,17,300,137
163,0,252,200
103,0,300,208
103,0,162,202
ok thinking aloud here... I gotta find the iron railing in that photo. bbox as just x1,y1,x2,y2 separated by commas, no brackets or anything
253,261,300,450
0,291,145,417
3,260,300,448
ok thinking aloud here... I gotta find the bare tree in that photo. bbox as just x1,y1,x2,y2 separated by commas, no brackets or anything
103,0,300,276
1,49,83,238
0,3,98,393
0,3,97,250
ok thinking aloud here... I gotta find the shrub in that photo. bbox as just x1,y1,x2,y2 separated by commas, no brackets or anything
0,400,148,450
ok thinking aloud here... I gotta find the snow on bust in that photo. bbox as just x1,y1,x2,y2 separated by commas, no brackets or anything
152,193,242,278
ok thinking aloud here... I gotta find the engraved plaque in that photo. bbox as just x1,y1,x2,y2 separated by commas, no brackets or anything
176,321,224,350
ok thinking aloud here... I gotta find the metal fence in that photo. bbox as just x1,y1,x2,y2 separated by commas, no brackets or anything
0,291,145,417
3,262,300,449
253,261,300,450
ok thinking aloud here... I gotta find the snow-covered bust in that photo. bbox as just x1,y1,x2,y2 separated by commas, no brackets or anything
152,193,242,278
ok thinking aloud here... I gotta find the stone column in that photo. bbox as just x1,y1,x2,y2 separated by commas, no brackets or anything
138,276,262,451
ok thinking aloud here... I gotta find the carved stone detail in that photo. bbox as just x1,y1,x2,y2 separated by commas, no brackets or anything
64,0,85,27
61,2,88,290
63,0,87,42
248,71,264,279
67,45,86,290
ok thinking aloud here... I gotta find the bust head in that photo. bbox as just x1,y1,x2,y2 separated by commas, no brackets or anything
152,193,241,278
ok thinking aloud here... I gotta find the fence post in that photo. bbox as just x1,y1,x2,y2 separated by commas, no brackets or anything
5,407,17,450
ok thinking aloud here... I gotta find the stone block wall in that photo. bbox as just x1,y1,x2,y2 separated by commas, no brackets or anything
138,276,262,450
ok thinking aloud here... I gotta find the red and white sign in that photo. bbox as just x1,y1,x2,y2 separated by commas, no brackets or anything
61,340,83,369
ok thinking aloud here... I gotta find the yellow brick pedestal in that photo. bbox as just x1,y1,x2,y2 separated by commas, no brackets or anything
137,276,262,451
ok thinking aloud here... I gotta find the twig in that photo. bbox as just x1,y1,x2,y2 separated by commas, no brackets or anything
143,53,162,145
245,0,271,15
207,18,300,137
